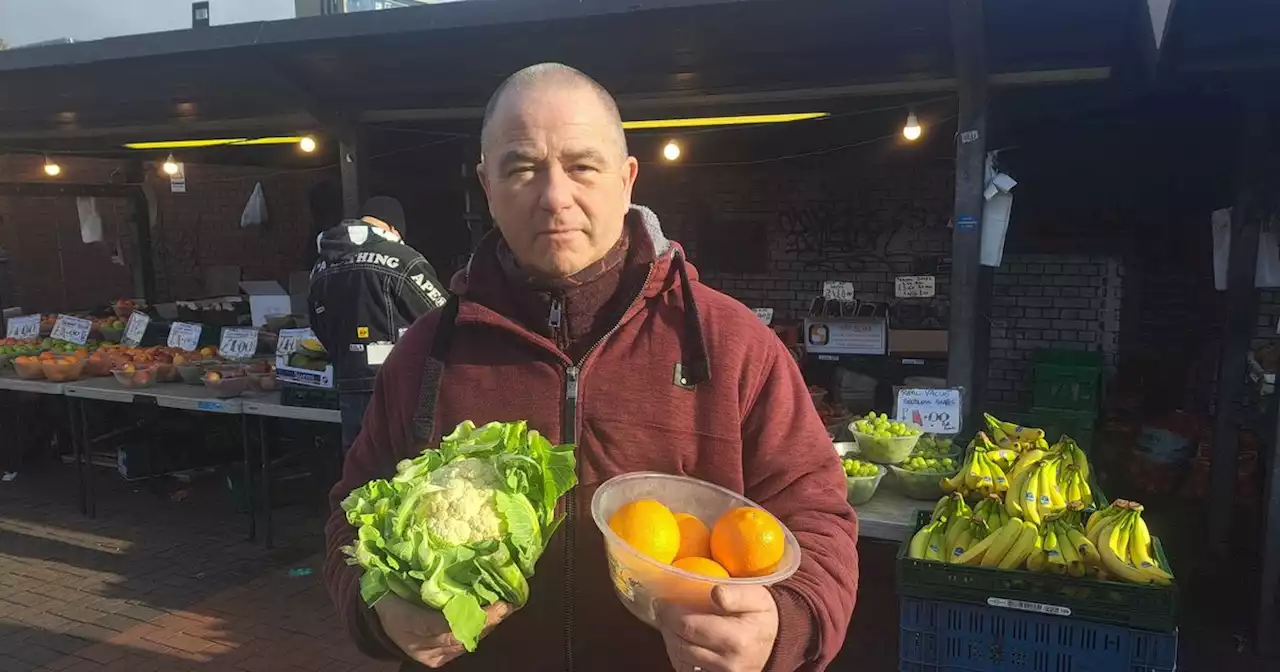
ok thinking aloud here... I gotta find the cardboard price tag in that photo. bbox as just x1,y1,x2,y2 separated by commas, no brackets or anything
5,315,40,340
822,281,855,302
895,275,936,298
122,312,150,347
50,315,92,345
220,328,259,360
168,322,202,351
895,387,963,434
275,327,313,356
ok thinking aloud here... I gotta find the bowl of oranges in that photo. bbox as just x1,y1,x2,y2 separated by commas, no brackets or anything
591,472,801,627
41,355,87,382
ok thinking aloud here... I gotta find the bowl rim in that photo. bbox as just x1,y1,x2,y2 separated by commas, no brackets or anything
887,463,962,478
590,471,802,586
842,463,888,481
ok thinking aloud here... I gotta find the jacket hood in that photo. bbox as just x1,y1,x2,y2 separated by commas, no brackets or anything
316,220,405,262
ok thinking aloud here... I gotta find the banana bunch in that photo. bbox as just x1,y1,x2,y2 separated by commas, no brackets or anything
972,493,1012,533
1085,501,1174,586
1057,463,1094,509
909,494,985,563
1005,456,1068,524
1025,515,1099,577
940,433,1013,500
983,412,1049,453
951,517,1039,569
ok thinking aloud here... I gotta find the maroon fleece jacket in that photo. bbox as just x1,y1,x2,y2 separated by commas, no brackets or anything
324,206,859,671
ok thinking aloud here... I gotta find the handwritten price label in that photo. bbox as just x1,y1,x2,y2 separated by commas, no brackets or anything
895,387,963,434
894,275,936,298
822,281,855,302
5,315,40,340
122,312,150,347
50,315,92,345
275,327,314,356
220,327,259,360
168,322,202,351
752,308,774,326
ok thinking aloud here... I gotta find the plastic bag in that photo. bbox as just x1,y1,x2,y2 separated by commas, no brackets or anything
240,183,268,228
77,197,103,243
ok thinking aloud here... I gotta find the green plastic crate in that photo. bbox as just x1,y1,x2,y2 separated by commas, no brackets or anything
896,511,1178,633
1032,349,1102,412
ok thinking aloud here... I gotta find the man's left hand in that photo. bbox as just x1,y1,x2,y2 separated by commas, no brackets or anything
656,584,779,672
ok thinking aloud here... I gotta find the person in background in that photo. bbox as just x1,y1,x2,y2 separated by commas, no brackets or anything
308,196,448,453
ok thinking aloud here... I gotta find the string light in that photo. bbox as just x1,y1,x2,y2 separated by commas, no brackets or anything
162,154,180,176
902,109,923,141
299,136,317,153
662,140,681,162
43,156,61,177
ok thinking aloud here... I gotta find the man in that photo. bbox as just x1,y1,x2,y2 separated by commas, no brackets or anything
324,64,859,672
308,196,448,452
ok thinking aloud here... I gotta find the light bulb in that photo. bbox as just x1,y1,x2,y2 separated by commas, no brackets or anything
903,111,922,141
43,159,61,177
662,140,681,162
162,154,179,175
299,136,317,153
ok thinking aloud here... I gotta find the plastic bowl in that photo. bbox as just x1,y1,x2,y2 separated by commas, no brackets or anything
84,356,115,377
851,428,922,464
41,357,87,382
99,326,124,343
204,374,250,398
13,358,46,380
590,472,801,628
247,371,279,392
889,464,960,500
112,367,158,389
153,362,180,383
832,441,858,459
845,465,887,506
176,364,208,385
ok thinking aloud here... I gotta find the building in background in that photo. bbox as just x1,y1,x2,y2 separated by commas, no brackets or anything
296,0,459,17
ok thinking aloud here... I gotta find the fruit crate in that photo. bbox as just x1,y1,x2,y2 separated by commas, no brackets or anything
1032,350,1102,412
899,596,1177,672
897,512,1177,633
281,383,339,410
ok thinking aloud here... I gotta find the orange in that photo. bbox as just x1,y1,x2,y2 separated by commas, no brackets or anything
672,556,730,579
673,513,712,561
608,499,680,564
710,506,786,578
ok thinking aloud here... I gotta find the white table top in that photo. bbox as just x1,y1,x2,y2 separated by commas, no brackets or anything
0,376,66,395
64,377,244,414
853,488,928,542
243,392,341,424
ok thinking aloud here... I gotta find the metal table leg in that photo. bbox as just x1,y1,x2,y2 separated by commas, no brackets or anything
243,414,255,542
67,397,85,516
260,415,273,548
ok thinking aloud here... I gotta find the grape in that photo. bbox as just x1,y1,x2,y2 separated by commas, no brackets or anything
843,458,879,478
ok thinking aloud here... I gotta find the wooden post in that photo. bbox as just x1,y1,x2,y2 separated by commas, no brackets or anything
947,0,988,431
338,127,367,219
1210,106,1267,557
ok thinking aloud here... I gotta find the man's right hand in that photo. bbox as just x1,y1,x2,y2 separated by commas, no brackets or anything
373,594,514,668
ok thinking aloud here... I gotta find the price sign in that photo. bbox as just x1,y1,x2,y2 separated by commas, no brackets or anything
822,281,855,302
220,327,259,360
122,312,150,347
50,315,92,345
895,275,936,298
276,327,314,356
5,315,40,340
752,308,774,326
895,387,963,434
168,322,202,351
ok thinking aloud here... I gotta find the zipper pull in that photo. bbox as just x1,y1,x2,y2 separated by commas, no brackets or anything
548,297,565,347
565,365,579,401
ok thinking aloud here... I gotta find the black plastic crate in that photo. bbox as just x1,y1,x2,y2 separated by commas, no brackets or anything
281,383,338,410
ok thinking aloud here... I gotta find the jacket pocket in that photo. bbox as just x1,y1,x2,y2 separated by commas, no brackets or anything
577,415,745,494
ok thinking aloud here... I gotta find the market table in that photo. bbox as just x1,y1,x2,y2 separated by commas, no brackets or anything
853,489,923,542
243,392,340,547
64,378,249,519
0,375,79,509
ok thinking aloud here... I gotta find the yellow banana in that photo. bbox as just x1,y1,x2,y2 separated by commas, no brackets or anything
998,522,1039,570
1043,522,1063,566
1027,547,1048,572
1005,467,1029,517
925,520,947,561
979,519,1026,568
949,529,975,564
944,515,970,554
1065,526,1102,565
1022,465,1043,525
1043,460,1066,512
1099,515,1171,586
1057,526,1085,577
908,521,935,559
954,527,1001,565
1009,449,1046,481
1130,515,1175,581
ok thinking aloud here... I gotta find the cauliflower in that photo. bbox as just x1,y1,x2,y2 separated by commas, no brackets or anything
419,458,504,545
341,420,577,652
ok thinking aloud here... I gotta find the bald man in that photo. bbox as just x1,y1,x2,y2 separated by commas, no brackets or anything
324,63,859,672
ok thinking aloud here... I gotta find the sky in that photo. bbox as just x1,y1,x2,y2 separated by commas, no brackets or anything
0,0,297,46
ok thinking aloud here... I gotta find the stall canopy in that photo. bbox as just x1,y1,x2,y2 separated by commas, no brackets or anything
0,0,1155,154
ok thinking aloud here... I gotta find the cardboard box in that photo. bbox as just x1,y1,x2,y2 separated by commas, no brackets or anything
888,329,949,355
275,328,333,389
803,317,886,356
239,281,292,328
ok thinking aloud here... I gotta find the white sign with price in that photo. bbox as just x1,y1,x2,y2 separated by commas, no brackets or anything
168,322,202,351
752,308,774,326
5,315,40,340
894,275,936,298
50,315,92,345
895,387,963,434
220,328,259,360
122,312,150,347
275,327,313,355
821,281,855,301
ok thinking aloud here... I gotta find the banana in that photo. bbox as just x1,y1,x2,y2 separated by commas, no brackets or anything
925,520,947,561
1056,526,1085,577
1129,515,1175,582
1065,439,1091,481
987,448,1019,471
1065,526,1102,565
949,529,975,564
1023,464,1044,525
1086,504,1124,543
1043,521,1063,567
1099,515,1171,586
944,514,970,554
1010,449,1046,482
954,527,1001,565
1005,467,1030,517
1065,473,1082,505
1077,475,1094,509
908,520,936,559
1027,547,1048,572
998,522,1039,570
987,458,1010,494
979,519,1026,568
1043,460,1066,512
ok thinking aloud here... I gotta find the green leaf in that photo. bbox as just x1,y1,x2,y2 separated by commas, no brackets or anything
442,593,486,653
495,491,542,576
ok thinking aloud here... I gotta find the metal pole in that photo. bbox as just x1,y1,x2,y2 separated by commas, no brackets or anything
339,127,367,220
124,161,156,303
947,0,989,432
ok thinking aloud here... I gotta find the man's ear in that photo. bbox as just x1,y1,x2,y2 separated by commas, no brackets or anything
621,155,639,204
476,162,496,217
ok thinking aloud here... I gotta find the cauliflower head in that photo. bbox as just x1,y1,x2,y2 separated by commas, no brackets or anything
418,458,504,545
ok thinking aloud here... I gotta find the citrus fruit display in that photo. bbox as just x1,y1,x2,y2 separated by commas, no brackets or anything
672,556,730,579
608,499,681,564
673,512,712,561
710,506,786,578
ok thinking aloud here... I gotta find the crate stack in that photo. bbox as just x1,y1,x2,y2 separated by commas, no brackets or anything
1027,349,1104,453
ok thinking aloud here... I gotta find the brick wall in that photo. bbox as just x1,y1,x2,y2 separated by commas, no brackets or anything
987,253,1122,406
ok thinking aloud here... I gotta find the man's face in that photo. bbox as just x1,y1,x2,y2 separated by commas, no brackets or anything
478,85,638,278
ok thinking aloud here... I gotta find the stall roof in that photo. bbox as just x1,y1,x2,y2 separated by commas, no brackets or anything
0,0,1150,152
1159,0,1280,79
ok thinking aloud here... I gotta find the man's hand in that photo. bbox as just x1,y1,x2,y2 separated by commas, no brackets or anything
656,584,779,672
373,594,514,668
